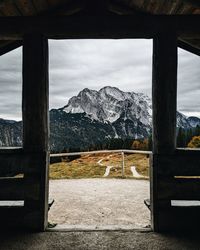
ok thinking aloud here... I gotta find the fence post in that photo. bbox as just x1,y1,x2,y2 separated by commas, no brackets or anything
121,151,125,177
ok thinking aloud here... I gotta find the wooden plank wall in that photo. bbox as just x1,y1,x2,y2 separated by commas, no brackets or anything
0,34,49,231
0,149,49,228
0,148,24,226
151,31,200,232
151,151,200,231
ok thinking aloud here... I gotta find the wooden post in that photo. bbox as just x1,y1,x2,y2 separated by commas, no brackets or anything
121,151,125,177
151,33,177,231
152,33,177,154
22,34,49,231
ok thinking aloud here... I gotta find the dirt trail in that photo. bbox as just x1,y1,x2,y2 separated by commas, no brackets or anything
97,155,113,177
48,179,150,227
130,166,144,178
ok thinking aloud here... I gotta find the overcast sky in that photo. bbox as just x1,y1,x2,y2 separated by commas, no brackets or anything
0,39,199,121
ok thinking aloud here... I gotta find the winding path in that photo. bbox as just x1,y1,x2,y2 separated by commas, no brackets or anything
97,155,113,177
131,166,144,178
103,166,113,177
98,155,146,178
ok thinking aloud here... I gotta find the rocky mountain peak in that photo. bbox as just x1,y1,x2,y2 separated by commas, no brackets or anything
62,86,152,124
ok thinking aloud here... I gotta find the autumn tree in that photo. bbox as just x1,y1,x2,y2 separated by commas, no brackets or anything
187,136,200,148
131,139,149,150
132,140,141,150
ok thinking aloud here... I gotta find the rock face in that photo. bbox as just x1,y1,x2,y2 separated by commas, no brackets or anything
0,86,200,151
61,86,152,139
63,86,152,124
0,119,22,147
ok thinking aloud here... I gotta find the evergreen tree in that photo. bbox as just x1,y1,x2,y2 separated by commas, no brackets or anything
186,128,193,145
194,125,200,136
177,127,186,147
148,134,152,151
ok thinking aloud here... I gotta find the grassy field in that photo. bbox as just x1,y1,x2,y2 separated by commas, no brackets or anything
49,153,150,179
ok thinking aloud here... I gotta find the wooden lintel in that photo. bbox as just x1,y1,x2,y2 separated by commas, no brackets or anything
0,15,199,40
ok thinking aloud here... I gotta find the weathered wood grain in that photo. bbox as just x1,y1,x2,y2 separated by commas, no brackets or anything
22,34,49,231
151,32,178,232
152,33,177,154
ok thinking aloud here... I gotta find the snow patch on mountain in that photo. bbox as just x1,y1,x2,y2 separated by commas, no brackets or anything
62,86,152,127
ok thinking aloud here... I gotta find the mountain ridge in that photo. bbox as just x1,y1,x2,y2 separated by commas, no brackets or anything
0,86,200,151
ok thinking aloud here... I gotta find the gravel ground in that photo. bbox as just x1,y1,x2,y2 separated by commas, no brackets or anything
48,179,150,228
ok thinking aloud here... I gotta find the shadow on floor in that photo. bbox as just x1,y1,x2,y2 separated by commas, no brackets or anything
0,229,200,250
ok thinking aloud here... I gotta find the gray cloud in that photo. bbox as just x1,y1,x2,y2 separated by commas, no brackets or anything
0,47,22,120
0,40,199,120
49,39,153,108
177,48,200,116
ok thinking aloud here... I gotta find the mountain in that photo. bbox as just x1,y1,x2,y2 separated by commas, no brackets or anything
0,86,200,151
62,86,152,124
187,116,200,127
0,118,22,147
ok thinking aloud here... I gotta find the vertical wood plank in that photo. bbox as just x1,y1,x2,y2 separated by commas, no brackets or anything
23,34,49,152
152,33,177,154
22,34,49,231
151,33,177,232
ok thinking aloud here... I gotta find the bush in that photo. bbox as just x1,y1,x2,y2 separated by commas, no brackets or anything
187,136,200,148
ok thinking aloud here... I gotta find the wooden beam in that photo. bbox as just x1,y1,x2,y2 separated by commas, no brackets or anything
0,206,24,227
22,35,49,152
0,150,24,177
0,15,199,40
151,33,177,232
157,178,200,200
0,147,23,153
0,40,22,56
185,0,200,8
0,178,24,200
0,151,49,177
22,34,49,231
152,34,177,154
154,152,200,176
157,206,200,231
178,39,200,56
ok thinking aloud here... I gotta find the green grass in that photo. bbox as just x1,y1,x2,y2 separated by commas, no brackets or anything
49,153,149,179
